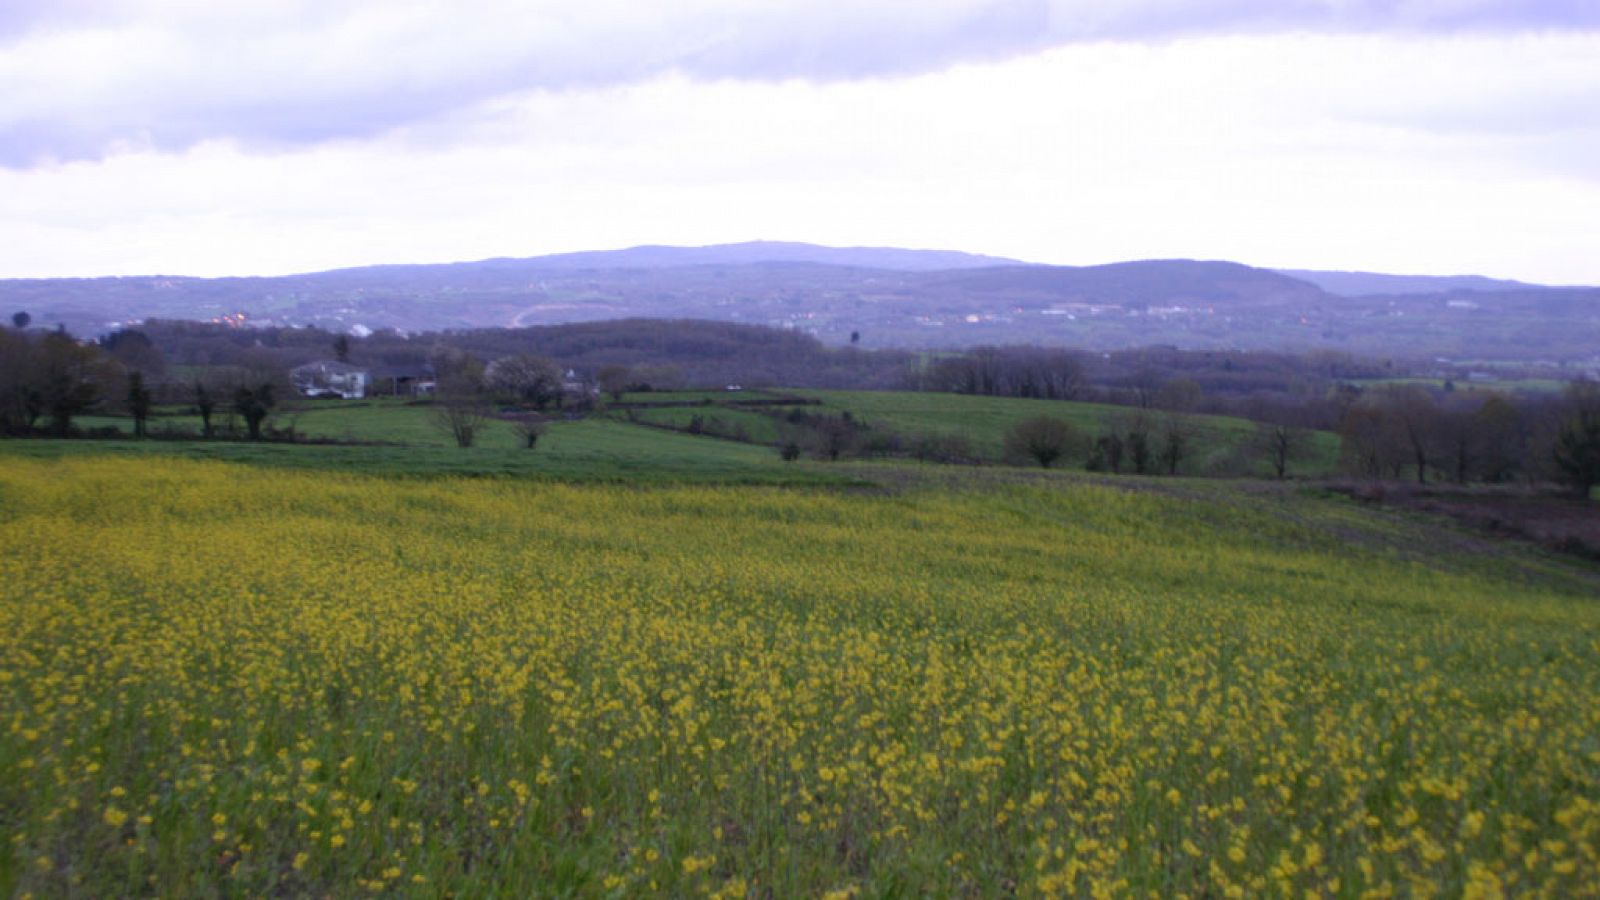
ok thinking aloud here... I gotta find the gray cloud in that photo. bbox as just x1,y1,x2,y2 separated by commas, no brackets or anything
2,0,1598,165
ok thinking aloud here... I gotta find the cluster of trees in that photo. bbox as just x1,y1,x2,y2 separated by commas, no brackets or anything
1336,382,1600,496
921,347,1088,400
2,318,283,440
132,318,916,393
8,312,1599,497
0,328,120,434
425,350,573,448
1000,413,1223,477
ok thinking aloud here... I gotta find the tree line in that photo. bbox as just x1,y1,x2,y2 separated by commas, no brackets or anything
5,314,1597,496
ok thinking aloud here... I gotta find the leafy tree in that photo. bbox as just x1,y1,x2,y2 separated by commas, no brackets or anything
194,380,218,438
1155,378,1203,413
127,371,152,438
38,332,113,433
11,311,28,330
232,383,275,441
0,329,42,433
1552,380,1600,499
1089,432,1125,474
596,365,631,402
1473,394,1525,483
1004,416,1077,468
332,334,351,363
101,329,166,377
908,431,975,464
485,355,562,409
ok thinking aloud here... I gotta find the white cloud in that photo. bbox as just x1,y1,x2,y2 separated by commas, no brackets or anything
0,31,1597,282
3,0,1598,162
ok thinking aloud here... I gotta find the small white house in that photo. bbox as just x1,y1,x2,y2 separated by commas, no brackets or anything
291,360,370,399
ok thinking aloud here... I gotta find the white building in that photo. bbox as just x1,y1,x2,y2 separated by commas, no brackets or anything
291,360,370,399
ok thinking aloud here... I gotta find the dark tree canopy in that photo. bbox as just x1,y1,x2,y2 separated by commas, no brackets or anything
232,384,275,441
1553,381,1600,499
1005,416,1078,469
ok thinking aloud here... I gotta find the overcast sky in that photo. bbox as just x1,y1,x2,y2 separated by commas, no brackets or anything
3,1,1599,282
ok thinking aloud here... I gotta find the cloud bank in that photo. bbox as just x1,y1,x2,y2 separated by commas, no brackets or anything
4,0,1599,163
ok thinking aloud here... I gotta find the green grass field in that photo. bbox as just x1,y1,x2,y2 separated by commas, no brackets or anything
1348,377,1568,394
795,390,1340,476
0,418,849,485
612,389,1342,476
76,390,1340,480
619,406,787,445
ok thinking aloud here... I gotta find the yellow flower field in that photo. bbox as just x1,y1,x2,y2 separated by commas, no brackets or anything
1,457,1598,896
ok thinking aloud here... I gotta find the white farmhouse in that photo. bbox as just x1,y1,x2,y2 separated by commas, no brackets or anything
291,360,370,399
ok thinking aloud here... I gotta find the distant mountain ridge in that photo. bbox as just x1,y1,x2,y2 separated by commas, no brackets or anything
934,260,1327,309
4,242,1596,362
1276,269,1548,297
313,240,1026,278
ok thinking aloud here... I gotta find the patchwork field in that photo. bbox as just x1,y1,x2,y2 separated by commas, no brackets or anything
2,455,1597,896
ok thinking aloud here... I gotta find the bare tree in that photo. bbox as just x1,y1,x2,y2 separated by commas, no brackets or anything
1116,412,1154,474
513,418,546,450
1005,416,1078,468
1156,414,1195,475
431,375,492,448
1339,404,1394,479
596,365,631,402
809,415,859,461
1383,386,1440,485
1256,423,1311,480
1130,368,1161,409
